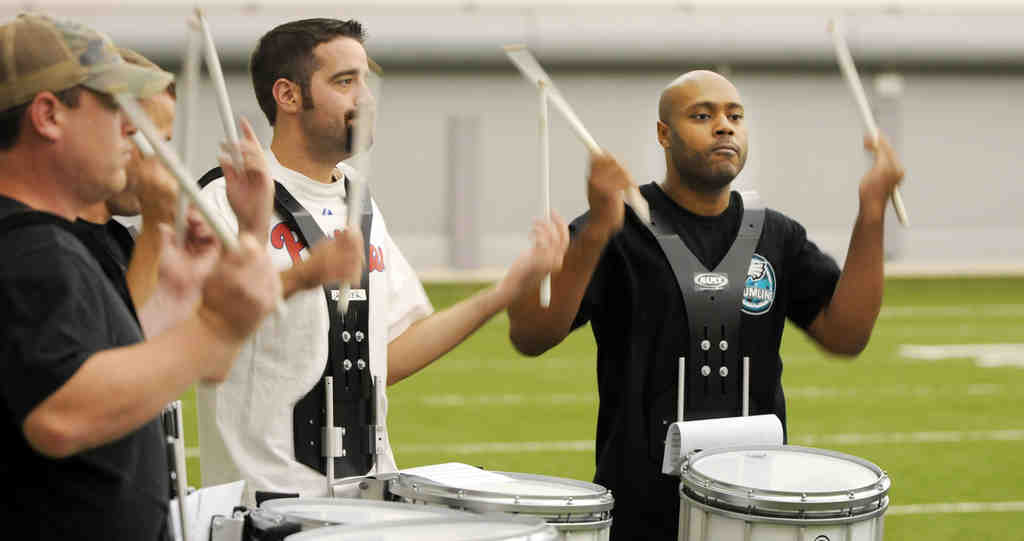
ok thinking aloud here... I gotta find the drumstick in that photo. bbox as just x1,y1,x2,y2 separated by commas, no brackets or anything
131,131,155,157
337,71,380,317
503,45,651,226
175,16,202,242
117,94,289,316
118,94,238,252
538,82,551,308
827,19,910,227
195,8,243,169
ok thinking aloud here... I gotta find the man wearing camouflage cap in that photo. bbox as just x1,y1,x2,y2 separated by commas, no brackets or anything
0,13,282,539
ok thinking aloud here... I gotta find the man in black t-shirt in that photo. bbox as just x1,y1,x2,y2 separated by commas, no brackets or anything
0,13,283,540
508,70,905,539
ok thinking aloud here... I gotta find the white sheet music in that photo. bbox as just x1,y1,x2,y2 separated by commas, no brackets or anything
400,463,590,497
662,415,784,475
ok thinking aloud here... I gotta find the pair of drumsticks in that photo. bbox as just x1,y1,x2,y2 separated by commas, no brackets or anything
507,18,909,308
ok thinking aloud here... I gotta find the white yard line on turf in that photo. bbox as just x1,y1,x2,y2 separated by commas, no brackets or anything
880,304,1024,318
184,427,1024,459
390,383,1006,408
888,501,1024,515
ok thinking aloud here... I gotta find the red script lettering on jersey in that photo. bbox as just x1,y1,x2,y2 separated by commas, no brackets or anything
271,223,306,265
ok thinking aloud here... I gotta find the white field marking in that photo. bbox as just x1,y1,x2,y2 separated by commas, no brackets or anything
183,427,1024,459
381,428,1024,455
888,501,1024,515
396,383,1006,408
794,429,1024,446
880,304,1024,318
899,343,1024,368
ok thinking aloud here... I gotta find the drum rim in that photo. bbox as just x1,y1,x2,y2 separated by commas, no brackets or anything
387,470,615,516
281,513,559,541
259,496,477,526
680,444,891,517
681,490,890,527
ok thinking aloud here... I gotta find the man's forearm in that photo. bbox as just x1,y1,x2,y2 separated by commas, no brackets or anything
813,201,886,355
508,222,612,356
387,285,511,385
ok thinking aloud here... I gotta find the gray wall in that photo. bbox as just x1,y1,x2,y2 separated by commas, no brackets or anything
199,69,1024,271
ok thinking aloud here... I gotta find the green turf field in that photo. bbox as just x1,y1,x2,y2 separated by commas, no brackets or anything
180,277,1024,539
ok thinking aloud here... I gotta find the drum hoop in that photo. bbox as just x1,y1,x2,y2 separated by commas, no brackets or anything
681,491,889,526
260,496,476,525
281,514,559,541
388,471,615,515
547,517,614,532
680,444,890,514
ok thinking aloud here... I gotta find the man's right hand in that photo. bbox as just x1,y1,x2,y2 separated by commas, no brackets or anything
196,233,281,382
586,152,636,239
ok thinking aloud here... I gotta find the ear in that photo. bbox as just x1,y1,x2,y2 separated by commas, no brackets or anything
26,92,64,143
656,120,672,149
272,78,302,117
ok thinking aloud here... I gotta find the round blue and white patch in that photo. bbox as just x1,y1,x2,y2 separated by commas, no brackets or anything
742,254,776,315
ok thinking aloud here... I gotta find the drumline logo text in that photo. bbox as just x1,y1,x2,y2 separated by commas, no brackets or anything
742,254,776,315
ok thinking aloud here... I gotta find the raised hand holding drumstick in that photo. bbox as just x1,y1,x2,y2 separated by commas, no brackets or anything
828,19,909,227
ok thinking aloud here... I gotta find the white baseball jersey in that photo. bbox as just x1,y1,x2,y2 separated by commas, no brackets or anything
196,151,433,505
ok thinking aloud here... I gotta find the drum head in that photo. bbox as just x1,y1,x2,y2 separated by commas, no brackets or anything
693,447,879,492
681,445,889,519
388,464,613,516
260,497,468,526
283,515,559,541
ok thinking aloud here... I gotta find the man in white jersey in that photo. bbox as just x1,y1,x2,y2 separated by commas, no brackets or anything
196,18,569,504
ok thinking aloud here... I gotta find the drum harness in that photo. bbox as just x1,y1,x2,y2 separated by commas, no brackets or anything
198,167,383,492
641,191,765,430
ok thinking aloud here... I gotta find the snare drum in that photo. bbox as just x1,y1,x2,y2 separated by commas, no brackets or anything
283,514,559,541
388,467,614,541
678,445,890,541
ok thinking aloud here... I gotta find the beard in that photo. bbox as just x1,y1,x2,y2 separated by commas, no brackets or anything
668,128,746,193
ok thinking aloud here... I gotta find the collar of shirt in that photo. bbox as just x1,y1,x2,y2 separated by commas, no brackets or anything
264,149,348,201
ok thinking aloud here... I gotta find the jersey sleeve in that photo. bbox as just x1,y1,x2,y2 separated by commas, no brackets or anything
373,202,434,342
781,214,841,329
0,233,124,424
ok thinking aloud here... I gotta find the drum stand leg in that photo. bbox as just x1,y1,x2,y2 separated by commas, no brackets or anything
743,521,752,541
843,523,852,541
796,526,806,541
876,516,885,540
699,510,710,541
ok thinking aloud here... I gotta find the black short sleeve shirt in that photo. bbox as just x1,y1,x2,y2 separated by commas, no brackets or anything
569,184,840,540
0,197,169,540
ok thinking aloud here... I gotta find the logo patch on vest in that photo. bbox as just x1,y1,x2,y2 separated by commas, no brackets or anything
742,254,775,315
693,272,729,291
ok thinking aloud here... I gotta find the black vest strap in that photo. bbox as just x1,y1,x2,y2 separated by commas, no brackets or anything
273,178,376,478
642,192,765,430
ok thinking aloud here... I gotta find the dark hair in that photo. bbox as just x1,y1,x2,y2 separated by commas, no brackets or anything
0,86,82,150
250,18,365,126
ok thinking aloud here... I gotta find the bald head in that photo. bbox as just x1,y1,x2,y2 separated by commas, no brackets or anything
655,70,748,192
658,70,740,123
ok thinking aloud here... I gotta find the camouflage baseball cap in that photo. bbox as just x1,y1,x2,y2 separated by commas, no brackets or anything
0,13,174,111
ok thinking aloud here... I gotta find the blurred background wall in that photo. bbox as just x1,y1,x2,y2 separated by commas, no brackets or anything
4,0,1023,274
